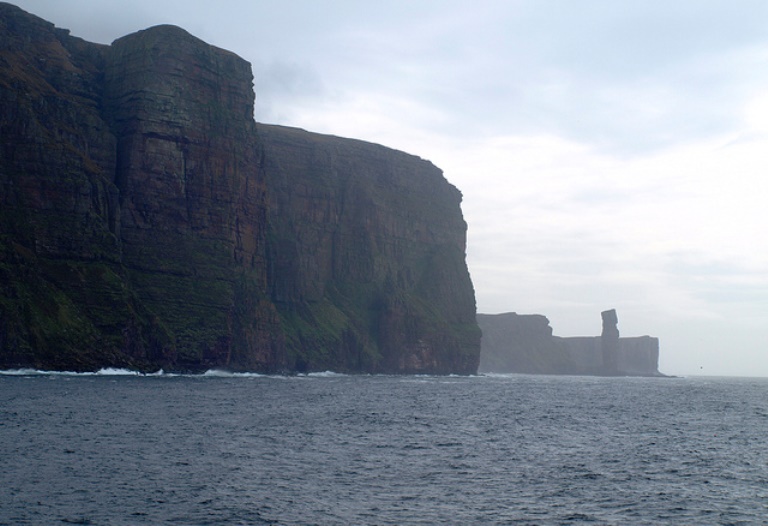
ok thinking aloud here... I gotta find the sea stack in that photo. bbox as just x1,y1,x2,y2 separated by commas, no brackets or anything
600,309,620,375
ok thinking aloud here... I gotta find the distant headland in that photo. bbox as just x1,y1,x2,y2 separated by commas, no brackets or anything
477,309,665,377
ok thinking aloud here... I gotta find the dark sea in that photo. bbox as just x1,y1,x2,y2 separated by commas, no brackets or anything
1,370,767,525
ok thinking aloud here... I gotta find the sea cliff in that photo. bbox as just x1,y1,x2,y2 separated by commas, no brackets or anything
477,311,662,377
0,3,480,373
259,125,479,374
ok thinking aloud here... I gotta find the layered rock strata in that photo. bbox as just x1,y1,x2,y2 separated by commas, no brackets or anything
103,25,282,371
477,311,662,377
0,3,480,373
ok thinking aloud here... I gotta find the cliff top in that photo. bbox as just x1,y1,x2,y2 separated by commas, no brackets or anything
110,23,243,62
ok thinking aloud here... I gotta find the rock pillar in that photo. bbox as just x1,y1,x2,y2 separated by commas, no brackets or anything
601,309,620,375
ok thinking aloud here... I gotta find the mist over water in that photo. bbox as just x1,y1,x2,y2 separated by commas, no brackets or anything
2,373,767,524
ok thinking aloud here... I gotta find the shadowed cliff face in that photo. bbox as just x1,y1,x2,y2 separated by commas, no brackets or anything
103,25,281,370
259,125,480,374
0,5,116,260
477,313,573,374
0,4,480,373
0,3,127,369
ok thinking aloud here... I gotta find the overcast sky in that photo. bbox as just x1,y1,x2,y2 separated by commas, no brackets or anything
13,1,768,376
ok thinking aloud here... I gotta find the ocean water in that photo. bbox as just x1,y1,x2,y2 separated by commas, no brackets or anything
1,371,767,525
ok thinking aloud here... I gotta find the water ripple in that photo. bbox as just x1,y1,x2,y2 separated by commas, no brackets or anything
1,374,767,524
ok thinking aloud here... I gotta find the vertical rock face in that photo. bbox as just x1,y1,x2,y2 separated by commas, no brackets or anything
258,125,480,374
0,4,480,373
617,336,660,375
600,308,620,375
0,5,116,260
477,313,571,374
103,25,281,370
0,3,125,369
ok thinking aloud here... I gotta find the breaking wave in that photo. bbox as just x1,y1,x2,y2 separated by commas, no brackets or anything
0,367,151,377
0,368,342,378
201,369,266,378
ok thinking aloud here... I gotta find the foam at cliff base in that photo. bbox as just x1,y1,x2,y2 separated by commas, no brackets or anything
0,368,319,378
0,369,443,379
0,368,168,376
202,370,347,378
201,369,267,378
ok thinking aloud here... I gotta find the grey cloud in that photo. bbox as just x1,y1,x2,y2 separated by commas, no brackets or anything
339,0,768,154
252,60,328,122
